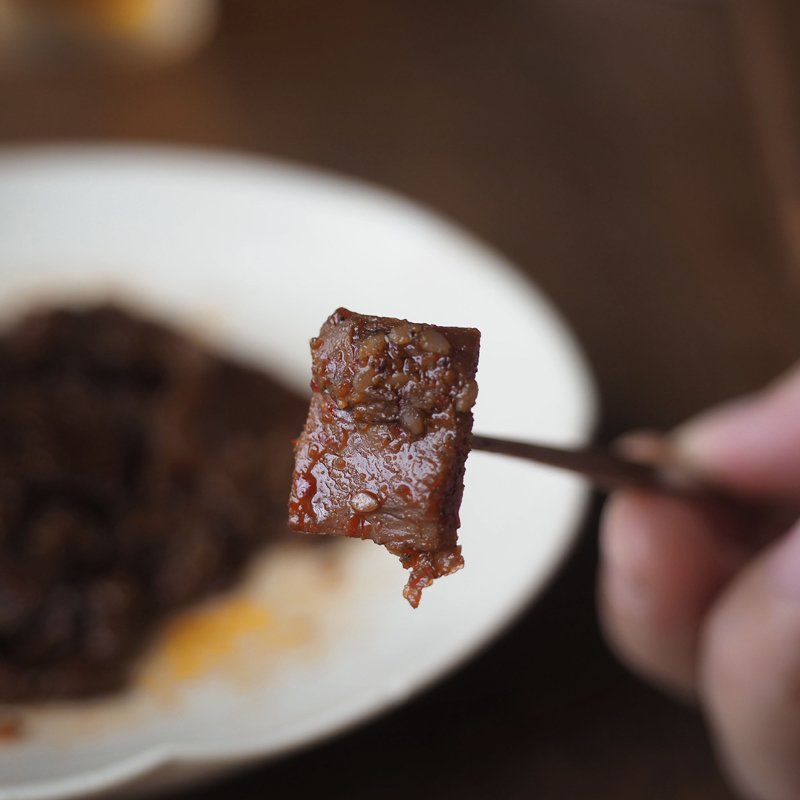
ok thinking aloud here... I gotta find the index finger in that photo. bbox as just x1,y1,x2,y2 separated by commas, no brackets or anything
673,364,800,503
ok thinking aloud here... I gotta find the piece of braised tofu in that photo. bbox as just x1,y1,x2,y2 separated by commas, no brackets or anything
289,308,480,606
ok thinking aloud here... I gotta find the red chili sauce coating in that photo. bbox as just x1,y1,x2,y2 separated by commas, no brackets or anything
289,309,480,607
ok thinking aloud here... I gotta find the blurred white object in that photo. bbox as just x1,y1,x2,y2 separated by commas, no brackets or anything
0,0,218,71
0,143,596,800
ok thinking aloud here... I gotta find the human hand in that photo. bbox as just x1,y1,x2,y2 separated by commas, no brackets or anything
599,363,800,800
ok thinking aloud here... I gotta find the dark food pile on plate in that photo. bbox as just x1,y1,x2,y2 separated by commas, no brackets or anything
0,305,308,701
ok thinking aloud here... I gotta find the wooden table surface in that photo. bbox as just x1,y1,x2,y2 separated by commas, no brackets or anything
3,1,800,797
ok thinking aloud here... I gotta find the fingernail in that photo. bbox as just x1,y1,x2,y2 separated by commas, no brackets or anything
672,396,761,474
767,519,800,601
614,430,671,465
615,430,707,493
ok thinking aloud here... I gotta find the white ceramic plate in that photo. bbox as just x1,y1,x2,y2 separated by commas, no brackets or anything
0,145,597,800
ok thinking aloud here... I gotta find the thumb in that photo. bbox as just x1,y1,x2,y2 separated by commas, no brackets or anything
701,519,800,800
673,364,800,502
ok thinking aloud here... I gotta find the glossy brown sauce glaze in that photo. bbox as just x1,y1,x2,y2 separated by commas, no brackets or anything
289,309,480,606
0,305,309,701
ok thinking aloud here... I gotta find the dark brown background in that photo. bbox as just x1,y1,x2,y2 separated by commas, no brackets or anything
3,1,800,797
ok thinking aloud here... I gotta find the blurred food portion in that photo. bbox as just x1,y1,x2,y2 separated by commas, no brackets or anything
27,0,161,34
0,304,308,702
0,0,218,71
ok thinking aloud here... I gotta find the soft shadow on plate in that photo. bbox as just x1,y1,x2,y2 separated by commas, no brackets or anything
0,144,597,800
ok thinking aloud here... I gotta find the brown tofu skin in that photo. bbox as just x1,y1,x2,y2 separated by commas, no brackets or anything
289,308,480,607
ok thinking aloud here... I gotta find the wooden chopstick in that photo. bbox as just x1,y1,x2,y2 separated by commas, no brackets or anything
470,434,668,493
470,432,793,545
